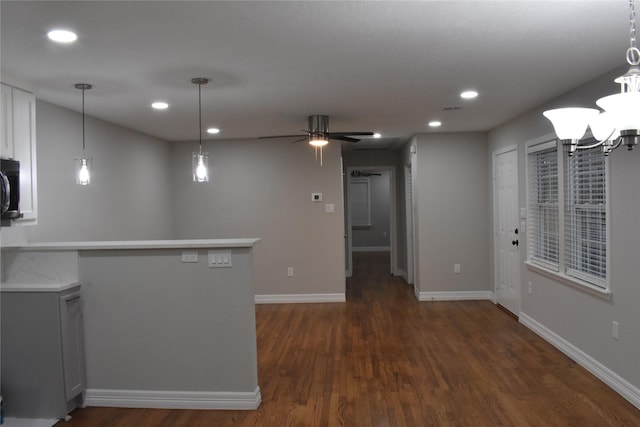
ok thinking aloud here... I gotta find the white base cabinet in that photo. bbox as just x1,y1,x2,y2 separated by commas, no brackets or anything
1,283,86,419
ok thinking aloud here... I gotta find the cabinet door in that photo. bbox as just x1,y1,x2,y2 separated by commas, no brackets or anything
11,87,37,223
1,84,13,159
59,291,86,400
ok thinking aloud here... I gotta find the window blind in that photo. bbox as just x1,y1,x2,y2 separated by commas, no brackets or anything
564,143,607,287
528,145,559,270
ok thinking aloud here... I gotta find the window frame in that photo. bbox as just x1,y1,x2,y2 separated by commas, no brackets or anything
524,134,611,299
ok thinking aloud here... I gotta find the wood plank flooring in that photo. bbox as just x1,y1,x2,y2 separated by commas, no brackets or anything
56,251,640,426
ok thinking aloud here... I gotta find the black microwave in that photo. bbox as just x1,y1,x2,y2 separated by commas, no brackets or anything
1,158,21,221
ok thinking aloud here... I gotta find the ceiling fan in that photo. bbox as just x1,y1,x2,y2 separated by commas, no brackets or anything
259,115,374,145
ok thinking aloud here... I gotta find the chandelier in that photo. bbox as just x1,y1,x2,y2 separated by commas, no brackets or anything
543,0,640,156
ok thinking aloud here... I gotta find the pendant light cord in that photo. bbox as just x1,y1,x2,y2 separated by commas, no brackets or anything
198,82,203,155
82,87,86,155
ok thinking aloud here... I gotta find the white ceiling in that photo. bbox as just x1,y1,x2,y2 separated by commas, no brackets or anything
0,0,631,148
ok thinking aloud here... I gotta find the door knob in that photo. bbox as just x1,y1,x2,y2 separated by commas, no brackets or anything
512,240,519,247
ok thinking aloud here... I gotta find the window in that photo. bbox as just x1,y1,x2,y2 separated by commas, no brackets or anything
527,142,559,270
526,137,609,292
564,140,607,287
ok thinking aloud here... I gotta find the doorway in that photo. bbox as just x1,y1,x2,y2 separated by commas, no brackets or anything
493,146,521,317
345,166,397,278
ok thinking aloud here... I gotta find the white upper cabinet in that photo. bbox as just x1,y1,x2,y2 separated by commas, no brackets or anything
1,82,37,224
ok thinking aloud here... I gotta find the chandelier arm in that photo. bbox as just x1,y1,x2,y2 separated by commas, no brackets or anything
574,140,606,150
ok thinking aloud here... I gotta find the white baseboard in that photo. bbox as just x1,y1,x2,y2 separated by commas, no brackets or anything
396,269,408,282
352,246,390,252
416,290,492,301
520,313,640,409
84,387,261,410
255,293,346,304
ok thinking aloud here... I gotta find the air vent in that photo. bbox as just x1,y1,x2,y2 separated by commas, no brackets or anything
439,106,463,112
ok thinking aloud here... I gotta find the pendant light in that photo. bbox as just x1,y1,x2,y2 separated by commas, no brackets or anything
191,77,209,182
543,0,640,156
75,83,92,185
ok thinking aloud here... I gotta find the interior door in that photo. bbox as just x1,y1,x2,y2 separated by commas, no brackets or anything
494,147,520,316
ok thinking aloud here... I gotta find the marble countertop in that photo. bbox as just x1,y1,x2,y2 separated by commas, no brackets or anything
1,281,81,292
1,238,261,251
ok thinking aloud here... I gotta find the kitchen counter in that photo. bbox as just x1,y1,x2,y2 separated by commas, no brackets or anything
0,238,262,410
0,281,80,292
1,238,260,251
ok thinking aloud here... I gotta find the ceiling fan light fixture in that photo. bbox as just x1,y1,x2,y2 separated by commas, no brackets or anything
309,133,329,147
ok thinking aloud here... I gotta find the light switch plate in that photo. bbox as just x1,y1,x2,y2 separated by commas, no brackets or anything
325,203,335,213
208,250,232,268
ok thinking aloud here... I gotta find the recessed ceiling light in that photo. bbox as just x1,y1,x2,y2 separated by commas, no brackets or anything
373,133,382,138
428,121,442,128
47,29,77,43
460,90,478,99
207,128,220,134
151,102,169,110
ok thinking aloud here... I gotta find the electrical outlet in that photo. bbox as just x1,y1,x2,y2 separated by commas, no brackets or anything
612,321,619,340
287,267,294,277
454,264,461,274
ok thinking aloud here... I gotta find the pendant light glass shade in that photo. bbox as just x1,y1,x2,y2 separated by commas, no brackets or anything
193,152,209,182
542,108,599,140
76,157,91,185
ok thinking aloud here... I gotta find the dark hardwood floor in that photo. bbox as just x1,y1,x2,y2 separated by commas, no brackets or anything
57,251,640,426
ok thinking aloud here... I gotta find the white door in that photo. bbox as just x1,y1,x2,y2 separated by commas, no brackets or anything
493,147,520,316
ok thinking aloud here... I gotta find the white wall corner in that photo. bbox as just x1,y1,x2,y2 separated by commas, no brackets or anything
520,313,640,410
416,291,493,302
84,387,261,410
255,293,346,304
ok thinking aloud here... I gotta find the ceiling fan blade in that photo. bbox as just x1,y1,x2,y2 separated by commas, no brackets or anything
330,135,360,143
291,137,309,144
327,132,375,137
259,134,307,140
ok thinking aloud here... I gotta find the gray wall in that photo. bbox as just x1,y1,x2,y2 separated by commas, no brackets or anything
351,171,391,249
3,100,173,244
412,132,490,294
169,139,346,297
488,65,640,391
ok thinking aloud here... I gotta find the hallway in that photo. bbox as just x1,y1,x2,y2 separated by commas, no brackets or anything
57,252,640,426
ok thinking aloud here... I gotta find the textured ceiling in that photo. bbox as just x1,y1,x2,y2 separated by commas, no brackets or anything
0,0,631,148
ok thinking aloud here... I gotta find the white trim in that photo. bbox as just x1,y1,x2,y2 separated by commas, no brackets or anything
255,293,346,304
520,313,640,409
525,261,612,300
352,246,391,252
396,268,408,282
84,387,261,410
415,291,492,302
